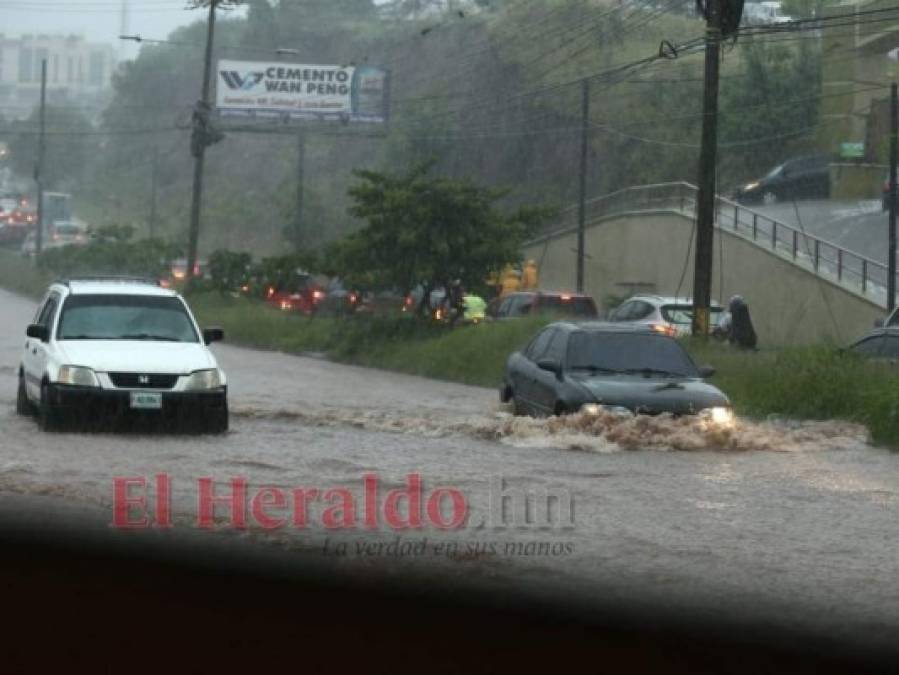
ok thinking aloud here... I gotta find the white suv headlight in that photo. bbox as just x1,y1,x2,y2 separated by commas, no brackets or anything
183,369,223,391
57,365,100,388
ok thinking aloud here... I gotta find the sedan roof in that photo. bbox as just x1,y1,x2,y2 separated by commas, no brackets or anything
548,321,661,334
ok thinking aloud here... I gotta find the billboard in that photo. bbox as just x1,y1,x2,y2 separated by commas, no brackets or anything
215,59,389,124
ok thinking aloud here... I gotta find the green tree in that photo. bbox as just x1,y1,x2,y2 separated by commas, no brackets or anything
332,162,550,313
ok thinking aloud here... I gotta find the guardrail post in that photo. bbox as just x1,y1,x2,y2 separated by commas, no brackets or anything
862,259,868,293
680,184,685,212
772,221,777,250
837,249,843,280
733,205,739,230
814,240,820,272
752,213,757,239
792,230,798,259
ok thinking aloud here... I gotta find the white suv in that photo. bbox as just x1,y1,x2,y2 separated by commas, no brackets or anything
16,277,228,433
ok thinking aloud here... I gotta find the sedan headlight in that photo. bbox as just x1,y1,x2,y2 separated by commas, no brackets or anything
57,365,100,388
743,181,759,191
183,369,224,391
580,403,633,417
703,406,735,427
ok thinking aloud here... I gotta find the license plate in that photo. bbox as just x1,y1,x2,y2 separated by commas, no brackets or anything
130,392,162,410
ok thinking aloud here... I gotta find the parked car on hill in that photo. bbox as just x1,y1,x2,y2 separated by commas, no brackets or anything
734,154,831,205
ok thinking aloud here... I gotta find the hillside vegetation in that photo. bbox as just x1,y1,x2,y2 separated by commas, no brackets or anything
5,0,822,257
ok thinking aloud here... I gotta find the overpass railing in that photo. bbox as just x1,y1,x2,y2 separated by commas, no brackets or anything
543,181,891,306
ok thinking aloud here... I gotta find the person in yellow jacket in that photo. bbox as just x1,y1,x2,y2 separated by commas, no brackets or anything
521,259,538,289
499,264,521,296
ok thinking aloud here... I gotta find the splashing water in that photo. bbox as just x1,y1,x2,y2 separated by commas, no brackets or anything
231,406,869,454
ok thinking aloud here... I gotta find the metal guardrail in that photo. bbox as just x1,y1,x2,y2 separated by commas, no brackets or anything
540,181,892,307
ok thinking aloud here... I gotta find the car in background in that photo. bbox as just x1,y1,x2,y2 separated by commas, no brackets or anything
264,271,326,315
0,219,29,246
500,322,731,419
487,291,599,320
848,327,899,359
48,220,88,247
734,154,831,205
743,1,793,25
16,276,228,433
607,295,725,337
315,280,362,316
167,258,207,283
0,197,17,215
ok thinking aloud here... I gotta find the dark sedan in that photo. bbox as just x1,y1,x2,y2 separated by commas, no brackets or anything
501,322,732,421
734,154,831,205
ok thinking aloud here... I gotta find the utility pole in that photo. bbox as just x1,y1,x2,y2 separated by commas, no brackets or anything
186,0,218,282
149,143,159,239
576,77,589,294
34,58,47,257
294,128,305,249
691,0,721,337
889,81,897,312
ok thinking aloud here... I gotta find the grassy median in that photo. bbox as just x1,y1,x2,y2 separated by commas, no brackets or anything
189,292,546,388
190,293,899,447
2,248,897,448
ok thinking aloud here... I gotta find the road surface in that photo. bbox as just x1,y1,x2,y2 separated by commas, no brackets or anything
753,198,887,263
0,287,897,654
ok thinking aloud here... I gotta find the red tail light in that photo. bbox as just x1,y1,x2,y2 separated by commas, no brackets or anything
650,323,677,337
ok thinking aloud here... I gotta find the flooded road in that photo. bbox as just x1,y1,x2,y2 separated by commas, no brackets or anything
1,288,898,653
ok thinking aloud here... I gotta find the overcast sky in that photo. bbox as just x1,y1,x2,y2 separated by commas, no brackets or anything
0,1,248,58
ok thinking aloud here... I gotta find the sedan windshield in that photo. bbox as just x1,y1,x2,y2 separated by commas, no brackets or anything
567,332,699,377
57,294,199,342
763,164,784,180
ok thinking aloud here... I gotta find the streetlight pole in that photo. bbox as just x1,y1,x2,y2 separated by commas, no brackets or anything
149,143,159,240
888,82,897,312
576,77,589,294
34,59,47,257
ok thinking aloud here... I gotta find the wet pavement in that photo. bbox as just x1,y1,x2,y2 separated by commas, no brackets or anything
0,287,897,653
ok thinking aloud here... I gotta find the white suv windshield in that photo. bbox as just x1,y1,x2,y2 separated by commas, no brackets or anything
56,294,199,342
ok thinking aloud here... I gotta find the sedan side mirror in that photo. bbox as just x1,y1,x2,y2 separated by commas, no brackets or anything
874,318,885,328
537,358,563,380
26,324,48,342
698,365,716,378
202,327,224,345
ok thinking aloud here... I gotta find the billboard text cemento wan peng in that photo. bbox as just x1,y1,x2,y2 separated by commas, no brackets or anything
216,59,389,124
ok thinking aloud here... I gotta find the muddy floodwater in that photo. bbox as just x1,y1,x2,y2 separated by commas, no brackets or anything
0,288,897,652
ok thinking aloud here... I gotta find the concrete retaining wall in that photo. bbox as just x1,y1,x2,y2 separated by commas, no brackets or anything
523,211,883,345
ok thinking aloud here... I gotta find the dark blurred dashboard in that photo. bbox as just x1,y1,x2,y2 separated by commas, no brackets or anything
0,496,892,674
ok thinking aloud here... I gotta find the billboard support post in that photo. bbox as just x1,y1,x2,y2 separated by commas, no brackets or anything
186,0,218,284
